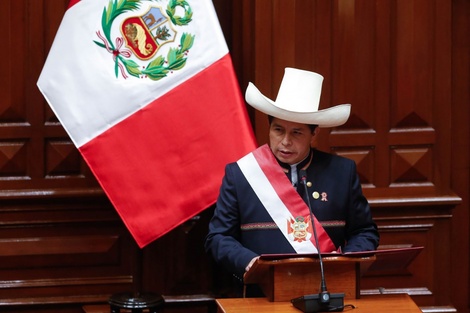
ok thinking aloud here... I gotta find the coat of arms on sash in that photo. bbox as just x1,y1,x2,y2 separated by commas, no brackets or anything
287,216,313,242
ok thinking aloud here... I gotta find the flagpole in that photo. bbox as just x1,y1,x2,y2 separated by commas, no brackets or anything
109,240,164,312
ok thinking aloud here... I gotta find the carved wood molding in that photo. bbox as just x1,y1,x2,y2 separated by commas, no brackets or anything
0,188,105,200
367,194,462,208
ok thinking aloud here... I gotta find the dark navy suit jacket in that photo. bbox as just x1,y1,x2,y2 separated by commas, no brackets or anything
205,148,379,277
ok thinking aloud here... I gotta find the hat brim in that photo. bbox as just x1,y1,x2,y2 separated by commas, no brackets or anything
245,82,351,128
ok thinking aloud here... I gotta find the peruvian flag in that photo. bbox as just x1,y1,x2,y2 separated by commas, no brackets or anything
37,0,257,247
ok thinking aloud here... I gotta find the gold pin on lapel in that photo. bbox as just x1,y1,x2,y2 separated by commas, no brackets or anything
312,191,320,199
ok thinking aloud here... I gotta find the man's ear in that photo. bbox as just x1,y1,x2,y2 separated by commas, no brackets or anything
310,127,320,146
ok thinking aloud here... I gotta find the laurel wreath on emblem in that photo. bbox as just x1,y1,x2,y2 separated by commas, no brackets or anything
93,0,194,80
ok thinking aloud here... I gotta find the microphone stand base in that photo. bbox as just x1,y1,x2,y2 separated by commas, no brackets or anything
291,293,345,312
109,292,164,313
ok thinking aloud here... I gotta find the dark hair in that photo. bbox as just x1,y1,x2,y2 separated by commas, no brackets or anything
268,115,318,133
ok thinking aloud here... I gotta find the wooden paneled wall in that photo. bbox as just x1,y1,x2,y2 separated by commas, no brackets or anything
0,0,468,313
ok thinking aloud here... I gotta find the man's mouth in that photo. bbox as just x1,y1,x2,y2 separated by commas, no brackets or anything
279,150,293,157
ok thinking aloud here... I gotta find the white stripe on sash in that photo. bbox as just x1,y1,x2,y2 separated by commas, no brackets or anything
237,152,318,253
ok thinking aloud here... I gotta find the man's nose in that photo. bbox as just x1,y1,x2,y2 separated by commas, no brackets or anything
282,134,292,145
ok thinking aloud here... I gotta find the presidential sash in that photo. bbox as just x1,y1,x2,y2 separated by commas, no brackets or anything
237,144,336,253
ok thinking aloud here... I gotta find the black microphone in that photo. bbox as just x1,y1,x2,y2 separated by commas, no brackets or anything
291,170,345,312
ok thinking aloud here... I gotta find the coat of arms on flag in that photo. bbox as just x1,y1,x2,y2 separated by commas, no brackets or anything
94,0,195,80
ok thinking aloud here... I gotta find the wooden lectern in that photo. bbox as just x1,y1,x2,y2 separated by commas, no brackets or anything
243,247,423,303
243,255,374,302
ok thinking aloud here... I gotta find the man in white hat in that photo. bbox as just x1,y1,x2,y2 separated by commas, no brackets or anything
205,68,379,285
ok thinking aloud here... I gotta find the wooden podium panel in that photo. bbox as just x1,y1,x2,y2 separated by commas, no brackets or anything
216,294,422,313
243,256,374,302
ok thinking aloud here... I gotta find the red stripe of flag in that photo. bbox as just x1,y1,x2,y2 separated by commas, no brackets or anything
68,0,80,9
80,55,257,247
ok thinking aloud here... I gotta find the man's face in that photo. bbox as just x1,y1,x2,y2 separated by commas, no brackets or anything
269,118,316,165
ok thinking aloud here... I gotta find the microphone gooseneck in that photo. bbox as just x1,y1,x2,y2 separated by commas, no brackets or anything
291,170,345,312
299,170,329,303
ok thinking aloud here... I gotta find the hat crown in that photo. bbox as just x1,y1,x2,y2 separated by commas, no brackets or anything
274,68,323,113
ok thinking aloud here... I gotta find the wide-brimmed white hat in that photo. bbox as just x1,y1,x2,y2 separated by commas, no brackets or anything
245,68,351,127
